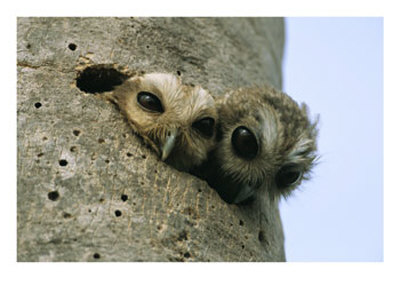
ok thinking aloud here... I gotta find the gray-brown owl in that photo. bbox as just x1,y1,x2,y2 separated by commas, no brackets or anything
196,85,318,204
105,73,217,171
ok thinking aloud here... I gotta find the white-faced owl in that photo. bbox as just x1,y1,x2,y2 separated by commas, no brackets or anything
104,73,217,171
196,85,318,204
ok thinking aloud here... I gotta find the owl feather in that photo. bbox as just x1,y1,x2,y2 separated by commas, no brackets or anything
195,84,318,204
104,73,218,172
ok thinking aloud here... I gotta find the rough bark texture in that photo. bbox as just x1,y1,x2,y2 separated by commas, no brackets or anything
17,17,286,261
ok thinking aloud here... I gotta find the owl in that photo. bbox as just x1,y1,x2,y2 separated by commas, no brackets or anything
196,85,318,204
104,73,217,171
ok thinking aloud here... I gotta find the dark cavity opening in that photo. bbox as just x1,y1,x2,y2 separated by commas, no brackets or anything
34,102,42,108
115,210,122,217
76,65,129,94
48,191,60,201
93,253,101,259
121,194,128,202
59,159,68,166
68,43,77,51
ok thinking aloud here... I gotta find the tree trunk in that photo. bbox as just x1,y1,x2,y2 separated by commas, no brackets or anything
17,17,286,261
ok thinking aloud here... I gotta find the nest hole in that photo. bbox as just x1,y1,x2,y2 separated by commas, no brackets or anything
76,65,129,93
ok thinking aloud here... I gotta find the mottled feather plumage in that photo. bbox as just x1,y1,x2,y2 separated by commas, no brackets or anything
104,73,217,171
195,84,318,204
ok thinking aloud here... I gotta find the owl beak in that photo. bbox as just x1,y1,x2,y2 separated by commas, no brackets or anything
232,184,255,204
161,128,179,161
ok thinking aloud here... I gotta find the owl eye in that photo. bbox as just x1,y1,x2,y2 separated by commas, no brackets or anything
192,117,215,138
137,92,164,113
275,164,302,189
231,126,258,160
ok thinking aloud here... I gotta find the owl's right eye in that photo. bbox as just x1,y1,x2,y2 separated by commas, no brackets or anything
137,92,164,113
192,117,215,138
231,126,258,160
275,164,302,189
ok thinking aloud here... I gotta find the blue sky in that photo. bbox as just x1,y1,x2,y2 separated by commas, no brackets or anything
280,17,383,261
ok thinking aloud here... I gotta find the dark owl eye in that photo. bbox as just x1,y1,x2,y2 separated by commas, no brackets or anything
231,126,258,160
137,92,164,113
192,117,215,138
276,164,302,189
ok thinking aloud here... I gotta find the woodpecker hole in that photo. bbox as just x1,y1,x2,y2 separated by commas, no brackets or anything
76,65,129,93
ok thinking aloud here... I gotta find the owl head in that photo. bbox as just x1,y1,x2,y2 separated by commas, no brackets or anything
106,73,217,171
200,85,318,204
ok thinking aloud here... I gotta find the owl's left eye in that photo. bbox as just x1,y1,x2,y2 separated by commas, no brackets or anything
137,92,164,113
231,126,258,160
275,164,302,189
192,117,215,138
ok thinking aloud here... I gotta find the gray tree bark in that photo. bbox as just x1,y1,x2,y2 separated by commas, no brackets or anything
17,17,286,261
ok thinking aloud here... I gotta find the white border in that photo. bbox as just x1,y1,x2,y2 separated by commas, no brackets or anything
3,1,399,300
